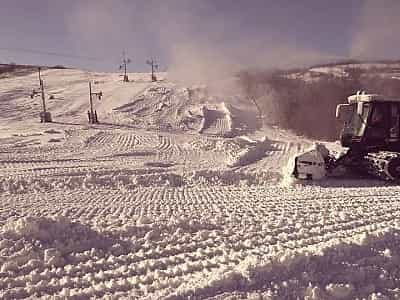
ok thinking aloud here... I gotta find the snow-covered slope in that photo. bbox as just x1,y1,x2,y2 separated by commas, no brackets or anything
284,61,400,82
0,69,258,140
1,67,400,299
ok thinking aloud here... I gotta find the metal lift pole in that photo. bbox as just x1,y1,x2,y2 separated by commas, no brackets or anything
39,68,46,114
124,56,127,80
123,51,127,82
151,60,154,80
89,81,94,124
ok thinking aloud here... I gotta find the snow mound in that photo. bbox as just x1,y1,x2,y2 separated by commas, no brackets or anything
198,102,234,137
2,216,115,253
113,85,194,131
113,84,245,137
226,136,271,167
4,216,69,240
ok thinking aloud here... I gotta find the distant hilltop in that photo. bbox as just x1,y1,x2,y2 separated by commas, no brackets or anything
0,63,68,78
309,59,400,69
0,63,68,70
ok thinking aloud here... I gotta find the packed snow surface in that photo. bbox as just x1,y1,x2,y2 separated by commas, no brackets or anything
1,68,400,299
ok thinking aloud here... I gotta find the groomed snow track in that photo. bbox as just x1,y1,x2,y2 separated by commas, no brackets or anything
1,68,400,299
2,185,400,299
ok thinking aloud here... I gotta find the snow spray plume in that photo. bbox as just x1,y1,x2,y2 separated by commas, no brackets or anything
156,1,346,137
155,1,338,95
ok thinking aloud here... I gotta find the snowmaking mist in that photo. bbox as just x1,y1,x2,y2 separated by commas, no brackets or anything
237,70,345,141
238,64,400,141
152,1,344,96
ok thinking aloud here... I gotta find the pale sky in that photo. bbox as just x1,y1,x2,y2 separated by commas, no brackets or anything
0,0,399,71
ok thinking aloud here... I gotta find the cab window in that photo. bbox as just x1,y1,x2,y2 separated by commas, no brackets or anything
366,104,388,140
370,105,384,127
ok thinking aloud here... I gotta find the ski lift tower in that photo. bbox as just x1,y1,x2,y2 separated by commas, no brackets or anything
30,67,52,122
146,58,158,82
119,51,131,82
88,81,103,124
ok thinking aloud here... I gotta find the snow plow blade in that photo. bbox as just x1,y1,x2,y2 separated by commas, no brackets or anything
292,144,330,180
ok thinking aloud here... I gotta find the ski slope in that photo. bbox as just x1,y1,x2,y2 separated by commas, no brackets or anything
1,67,400,299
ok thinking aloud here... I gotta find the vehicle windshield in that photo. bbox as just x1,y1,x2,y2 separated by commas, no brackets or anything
344,103,370,137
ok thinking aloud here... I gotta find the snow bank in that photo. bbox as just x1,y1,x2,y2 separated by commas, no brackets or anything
0,168,281,194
